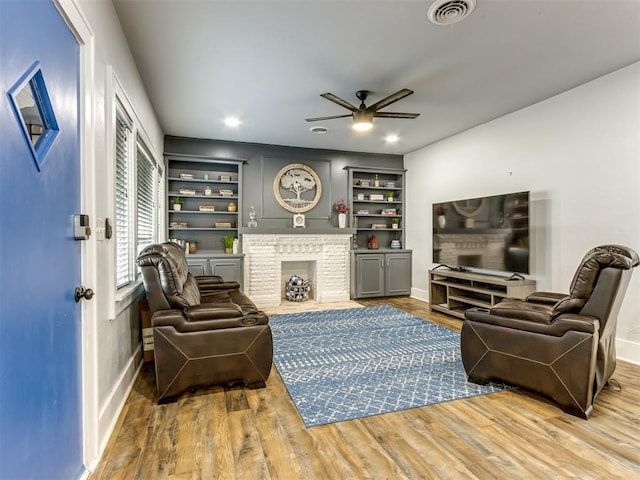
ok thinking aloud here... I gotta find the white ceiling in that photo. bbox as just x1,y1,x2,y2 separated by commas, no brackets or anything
112,0,640,155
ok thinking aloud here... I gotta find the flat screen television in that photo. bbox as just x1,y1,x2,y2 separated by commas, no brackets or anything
432,191,530,274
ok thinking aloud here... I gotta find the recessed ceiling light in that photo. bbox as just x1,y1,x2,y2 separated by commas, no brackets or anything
385,134,399,143
224,117,240,127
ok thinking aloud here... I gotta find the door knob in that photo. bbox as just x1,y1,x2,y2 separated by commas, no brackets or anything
74,286,94,303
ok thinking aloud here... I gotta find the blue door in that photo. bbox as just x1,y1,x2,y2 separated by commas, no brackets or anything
1,1,84,478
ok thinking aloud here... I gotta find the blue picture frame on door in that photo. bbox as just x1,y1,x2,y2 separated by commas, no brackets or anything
7,61,59,171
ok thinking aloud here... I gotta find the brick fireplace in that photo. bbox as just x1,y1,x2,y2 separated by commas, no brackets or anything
242,233,352,308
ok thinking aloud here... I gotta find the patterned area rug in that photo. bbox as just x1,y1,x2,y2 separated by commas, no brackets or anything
270,305,513,427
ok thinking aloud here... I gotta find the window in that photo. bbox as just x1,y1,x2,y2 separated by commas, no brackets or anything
115,107,133,288
114,101,163,289
136,142,158,261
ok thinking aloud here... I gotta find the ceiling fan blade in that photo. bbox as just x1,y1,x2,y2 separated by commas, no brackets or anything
305,113,353,122
365,89,414,112
320,93,359,112
374,112,420,119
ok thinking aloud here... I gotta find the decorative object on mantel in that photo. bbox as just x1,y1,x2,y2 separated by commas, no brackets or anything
335,198,349,228
247,205,258,228
222,235,235,254
273,163,322,213
368,235,379,250
293,213,306,228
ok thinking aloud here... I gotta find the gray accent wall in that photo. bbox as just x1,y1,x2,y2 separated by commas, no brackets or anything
164,136,403,229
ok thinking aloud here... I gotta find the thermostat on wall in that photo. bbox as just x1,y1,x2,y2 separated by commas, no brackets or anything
293,214,305,228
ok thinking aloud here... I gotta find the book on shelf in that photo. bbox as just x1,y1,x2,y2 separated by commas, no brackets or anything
214,222,232,228
381,208,397,215
179,173,194,179
369,194,384,201
219,175,231,182
199,205,215,211
179,189,196,195
170,222,188,228
371,223,387,229
357,209,370,215
219,189,234,197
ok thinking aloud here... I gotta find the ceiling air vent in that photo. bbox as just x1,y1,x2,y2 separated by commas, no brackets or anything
427,0,476,25
309,126,328,134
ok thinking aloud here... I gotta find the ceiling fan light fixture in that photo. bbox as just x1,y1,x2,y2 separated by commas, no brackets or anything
352,110,374,132
224,116,241,127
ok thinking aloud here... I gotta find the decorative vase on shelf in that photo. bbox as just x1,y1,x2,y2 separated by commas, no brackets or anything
247,205,258,228
173,203,181,211
437,215,446,229
338,212,346,228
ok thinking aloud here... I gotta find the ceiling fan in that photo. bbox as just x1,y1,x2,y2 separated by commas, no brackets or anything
305,89,420,131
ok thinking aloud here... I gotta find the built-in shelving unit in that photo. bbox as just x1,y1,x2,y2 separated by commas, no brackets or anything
346,166,411,298
428,269,536,320
346,166,406,250
166,154,244,251
165,153,245,284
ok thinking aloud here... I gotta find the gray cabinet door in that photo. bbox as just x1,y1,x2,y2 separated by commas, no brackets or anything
385,253,412,296
186,258,209,276
355,254,385,297
209,257,243,289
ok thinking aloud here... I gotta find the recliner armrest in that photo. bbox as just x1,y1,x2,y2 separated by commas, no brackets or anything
152,305,269,333
526,291,567,305
465,307,599,336
184,303,243,320
197,280,242,294
195,275,225,288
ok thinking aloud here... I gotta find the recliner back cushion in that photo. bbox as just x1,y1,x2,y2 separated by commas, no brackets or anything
136,242,201,307
554,250,636,316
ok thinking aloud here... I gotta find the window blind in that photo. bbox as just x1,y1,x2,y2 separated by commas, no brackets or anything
136,142,156,258
115,111,132,288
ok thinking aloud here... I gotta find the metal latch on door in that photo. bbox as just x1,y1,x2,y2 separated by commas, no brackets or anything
74,214,91,240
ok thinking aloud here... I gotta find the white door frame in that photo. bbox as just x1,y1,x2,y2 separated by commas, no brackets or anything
53,0,100,473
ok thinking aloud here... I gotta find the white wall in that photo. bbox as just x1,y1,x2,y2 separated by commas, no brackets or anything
405,62,640,364
77,0,163,461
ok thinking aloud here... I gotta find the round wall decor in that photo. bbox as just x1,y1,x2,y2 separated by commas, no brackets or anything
273,163,322,213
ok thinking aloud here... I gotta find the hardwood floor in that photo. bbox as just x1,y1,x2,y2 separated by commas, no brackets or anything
90,297,640,479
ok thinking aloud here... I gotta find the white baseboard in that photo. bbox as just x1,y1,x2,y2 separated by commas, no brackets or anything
616,337,640,365
96,346,144,464
411,287,428,303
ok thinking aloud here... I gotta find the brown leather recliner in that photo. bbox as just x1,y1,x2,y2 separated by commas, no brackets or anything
462,245,638,418
136,242,272,402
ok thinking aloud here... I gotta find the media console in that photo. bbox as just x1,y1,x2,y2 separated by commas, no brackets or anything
428,269,536,320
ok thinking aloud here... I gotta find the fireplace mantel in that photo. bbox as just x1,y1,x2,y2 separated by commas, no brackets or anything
239,227,356,235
